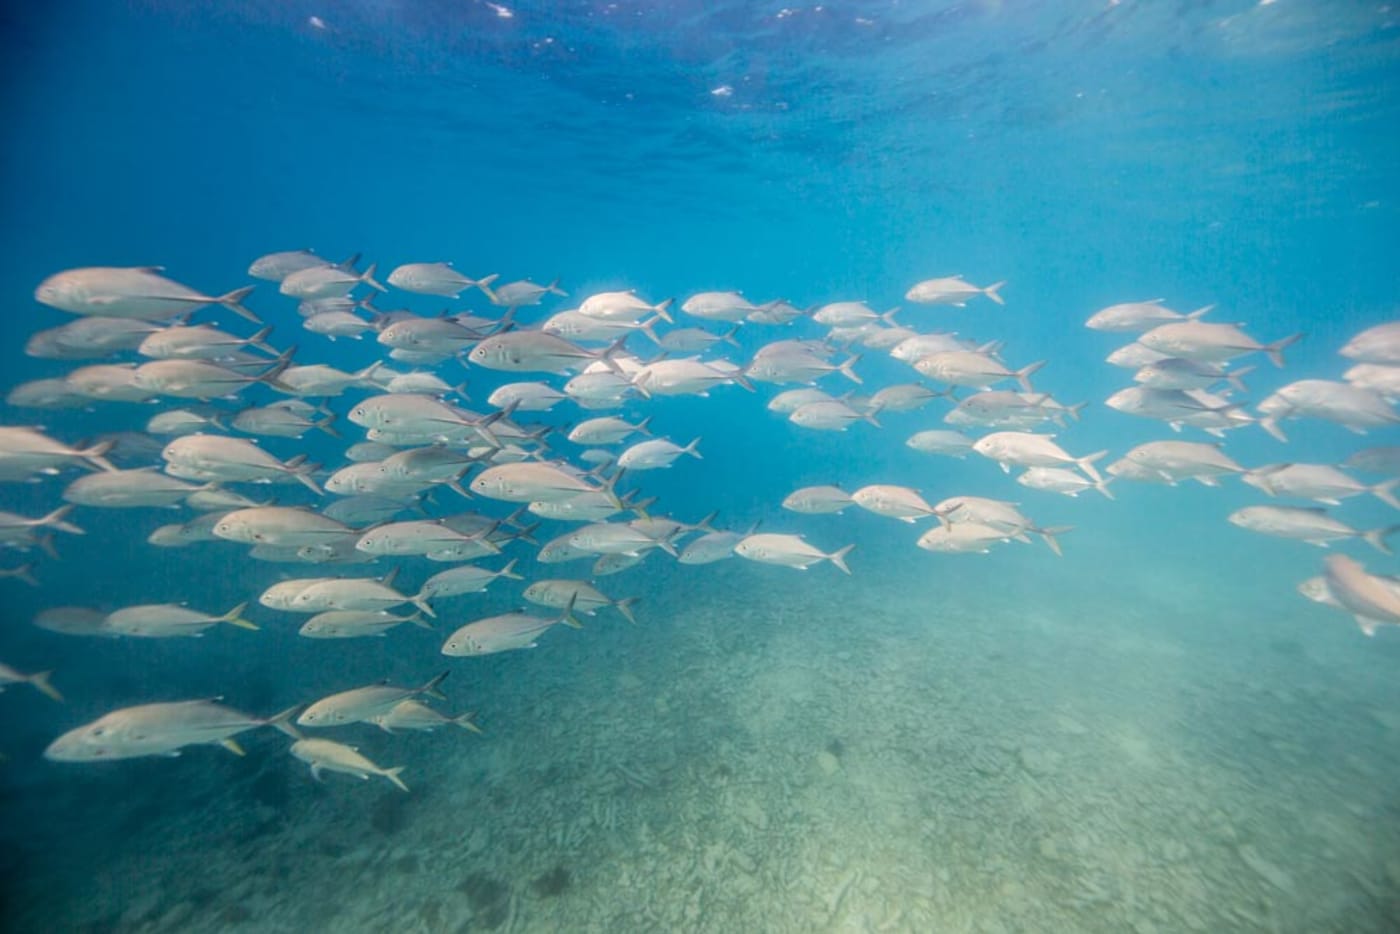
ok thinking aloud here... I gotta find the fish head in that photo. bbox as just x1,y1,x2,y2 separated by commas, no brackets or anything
44,719,131,761
1296,577,1332,604
34,273,81,310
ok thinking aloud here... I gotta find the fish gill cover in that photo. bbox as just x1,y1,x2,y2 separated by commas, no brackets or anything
1,2,1399,931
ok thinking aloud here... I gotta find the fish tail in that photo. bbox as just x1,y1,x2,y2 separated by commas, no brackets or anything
546,277,567,297
1363,525,1400,556
983,281,1006,305
410,594,438,619
474,273,499,304
683,436,704,460
614,596,640,625
1015,360,1046,392
360,262,388,293
264,705,304,739
828,543,855,575
36,532,59,561
498,558,524,581
312,413,340,439
419,669,450,700
1186,303,1214,320
38,504,84,536
218,285,261,324
1066,401,1088,422
722,324,742,348
1036,525,1073,557
249,324,280,356
1265,332,1303,368
558,594,584,629
1076,450,1108,483
408,612,436,631
652,298,675,324
1,563,40,588
1095,477,1116,501
1371,479,1400,510
1259,417,1288,443
1225,364,1254,393
638,315,664,347
289,458,324,495
383,766,410,793
838,355,863,385
219,738,247,756
453,711,485,734
221,602,259,631
27,670,63,703
81,439,118,473
694,510,718,533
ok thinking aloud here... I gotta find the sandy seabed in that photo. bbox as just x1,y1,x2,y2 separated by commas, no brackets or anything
4,549,1400,934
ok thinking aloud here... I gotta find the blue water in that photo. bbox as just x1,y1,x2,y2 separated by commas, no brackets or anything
3,2,1400,931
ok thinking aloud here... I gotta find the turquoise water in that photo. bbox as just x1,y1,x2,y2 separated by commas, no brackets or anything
3,2,1400,931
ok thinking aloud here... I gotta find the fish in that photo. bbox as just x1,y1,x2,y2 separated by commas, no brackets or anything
1345,447,1400,476
213,506,353,547
419,560,523,600
578,290,674,323
1228,506,1398,553
1340,321,1400,365
1084,300,1212,333
489,277,567,308
138,323,278,360
905,430,975,458
1133,357,1251,393
34,266,259,323
677,529,748,565
248,249,335,282
468,331,627,375
655,325,741,353
298,610,433,639
1322,554,1400,635
103,602,258,638
0,426,116,476
869,383,941,412
524,579,637,623
0,505,84,553
851,485,937,522
290,738,408,791
1241,463,1400,508
471,462,613,504
567,522,675,557
781,486,854,514
371,699,483,734
386,263,498,299
971,432,1106,481
567,416,652,446
279,261,385,299
298,671,449,727
812,302,898,327
789,399,879,431
915,351,1044,391
0,663,62,702
680,291,767,322
616,437,702,470
1258,380,1400,440
904,276,1005,306
734,533,852,573
1121,441,1246,486
916,522,1026,554
634,359,753,396
62,468,210,508
441,601,582,656
1017,467,1114,499
46,700,299,761
1137,321,1301,367
288,570,436,618
162,435,323,493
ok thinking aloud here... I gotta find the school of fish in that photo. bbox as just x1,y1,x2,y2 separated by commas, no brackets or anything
3,256,1398,791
